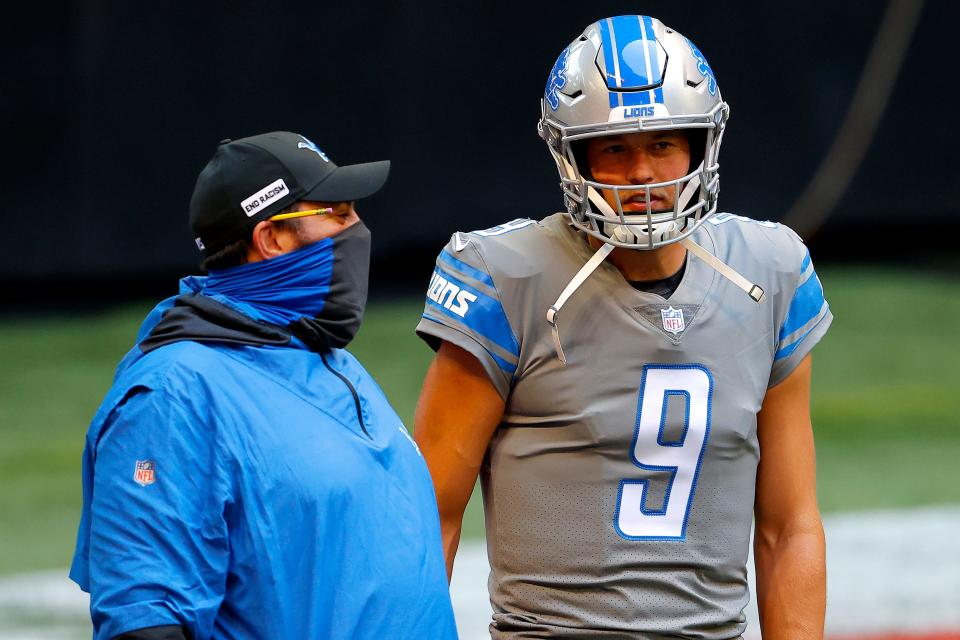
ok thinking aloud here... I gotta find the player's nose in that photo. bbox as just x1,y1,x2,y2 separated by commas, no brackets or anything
626,151,656,184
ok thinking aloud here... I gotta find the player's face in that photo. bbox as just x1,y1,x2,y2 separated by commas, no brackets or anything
279,200,360,249
585,131,691,213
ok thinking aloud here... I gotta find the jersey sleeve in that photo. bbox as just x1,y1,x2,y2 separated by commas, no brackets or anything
769,238,833,387
73,386,230,640
416,236,521,399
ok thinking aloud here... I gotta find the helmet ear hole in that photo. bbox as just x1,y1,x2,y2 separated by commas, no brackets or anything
686,129,707,173
570,140,593,181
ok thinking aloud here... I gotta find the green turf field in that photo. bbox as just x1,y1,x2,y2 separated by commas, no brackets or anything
0,267,958,575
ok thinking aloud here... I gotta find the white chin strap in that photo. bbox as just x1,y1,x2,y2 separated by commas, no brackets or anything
679,238,766,304
547,185,765,364
546,241,614,364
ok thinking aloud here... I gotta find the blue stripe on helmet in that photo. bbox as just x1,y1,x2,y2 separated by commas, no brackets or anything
598,19,619,89
621,92,652,107
615,15,663,89
611,16,646,87
641,15,656,39
641,16,664,103
600,16,665,108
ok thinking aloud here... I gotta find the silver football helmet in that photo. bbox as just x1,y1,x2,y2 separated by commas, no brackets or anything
539,15,730,250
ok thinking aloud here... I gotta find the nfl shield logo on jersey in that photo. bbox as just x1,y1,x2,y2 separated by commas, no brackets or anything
133,460,156,486
660,307,685,336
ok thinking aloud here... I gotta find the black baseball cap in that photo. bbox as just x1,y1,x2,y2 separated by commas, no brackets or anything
189,131,390,254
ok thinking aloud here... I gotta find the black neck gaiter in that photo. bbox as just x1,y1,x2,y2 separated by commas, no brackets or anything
288,221,371,352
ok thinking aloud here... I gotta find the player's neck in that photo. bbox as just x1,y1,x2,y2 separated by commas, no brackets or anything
587,236,687,282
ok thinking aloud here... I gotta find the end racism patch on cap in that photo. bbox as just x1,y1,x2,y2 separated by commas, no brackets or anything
241,178,289,217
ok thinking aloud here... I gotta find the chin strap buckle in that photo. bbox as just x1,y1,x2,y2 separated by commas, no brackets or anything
546,305,567,365
679,237,766,305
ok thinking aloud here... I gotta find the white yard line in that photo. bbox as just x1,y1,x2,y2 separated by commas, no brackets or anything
2,505,958,639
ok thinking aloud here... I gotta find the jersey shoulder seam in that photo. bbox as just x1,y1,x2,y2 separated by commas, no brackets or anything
456,233,525,354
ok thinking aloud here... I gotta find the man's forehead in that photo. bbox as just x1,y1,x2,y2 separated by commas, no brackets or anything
591,129,686,143
600,130,686,141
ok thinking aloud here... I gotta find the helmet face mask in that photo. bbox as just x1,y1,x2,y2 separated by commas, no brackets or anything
539,15,730,250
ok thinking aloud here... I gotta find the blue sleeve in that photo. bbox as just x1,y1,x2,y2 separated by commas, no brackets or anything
415,239,521,398
83,387,230,640
770,248,832,386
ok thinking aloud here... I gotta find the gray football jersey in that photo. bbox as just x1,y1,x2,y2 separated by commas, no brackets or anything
416,213,831,639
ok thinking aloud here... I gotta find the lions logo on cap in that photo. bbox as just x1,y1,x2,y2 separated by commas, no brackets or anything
297,135,329,162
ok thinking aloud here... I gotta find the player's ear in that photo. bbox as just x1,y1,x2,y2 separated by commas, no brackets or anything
247,219,289,262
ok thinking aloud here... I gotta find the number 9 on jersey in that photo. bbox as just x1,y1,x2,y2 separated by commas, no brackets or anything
615,365,714,540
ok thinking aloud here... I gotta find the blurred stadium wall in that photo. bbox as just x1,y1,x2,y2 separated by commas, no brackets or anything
1,1,954,309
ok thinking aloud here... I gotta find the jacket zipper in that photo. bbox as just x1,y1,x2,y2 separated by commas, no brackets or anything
320,352,371,439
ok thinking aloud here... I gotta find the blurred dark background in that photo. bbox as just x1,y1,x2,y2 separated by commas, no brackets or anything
2,1,954,309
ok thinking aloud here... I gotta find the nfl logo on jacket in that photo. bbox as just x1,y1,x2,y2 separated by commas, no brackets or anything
133,460,155,486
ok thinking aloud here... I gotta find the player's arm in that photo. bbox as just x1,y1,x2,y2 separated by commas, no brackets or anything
754,354,826,639
414,340,505,581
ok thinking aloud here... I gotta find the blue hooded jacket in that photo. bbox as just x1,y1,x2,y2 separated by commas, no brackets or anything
70,276,457,640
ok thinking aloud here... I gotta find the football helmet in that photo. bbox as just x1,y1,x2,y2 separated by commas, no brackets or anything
539,15,730,250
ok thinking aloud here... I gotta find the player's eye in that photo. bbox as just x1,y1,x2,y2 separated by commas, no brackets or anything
602,144,626,154
332,202,355,216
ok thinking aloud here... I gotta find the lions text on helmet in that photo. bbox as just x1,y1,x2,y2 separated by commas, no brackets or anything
538,15,729,251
